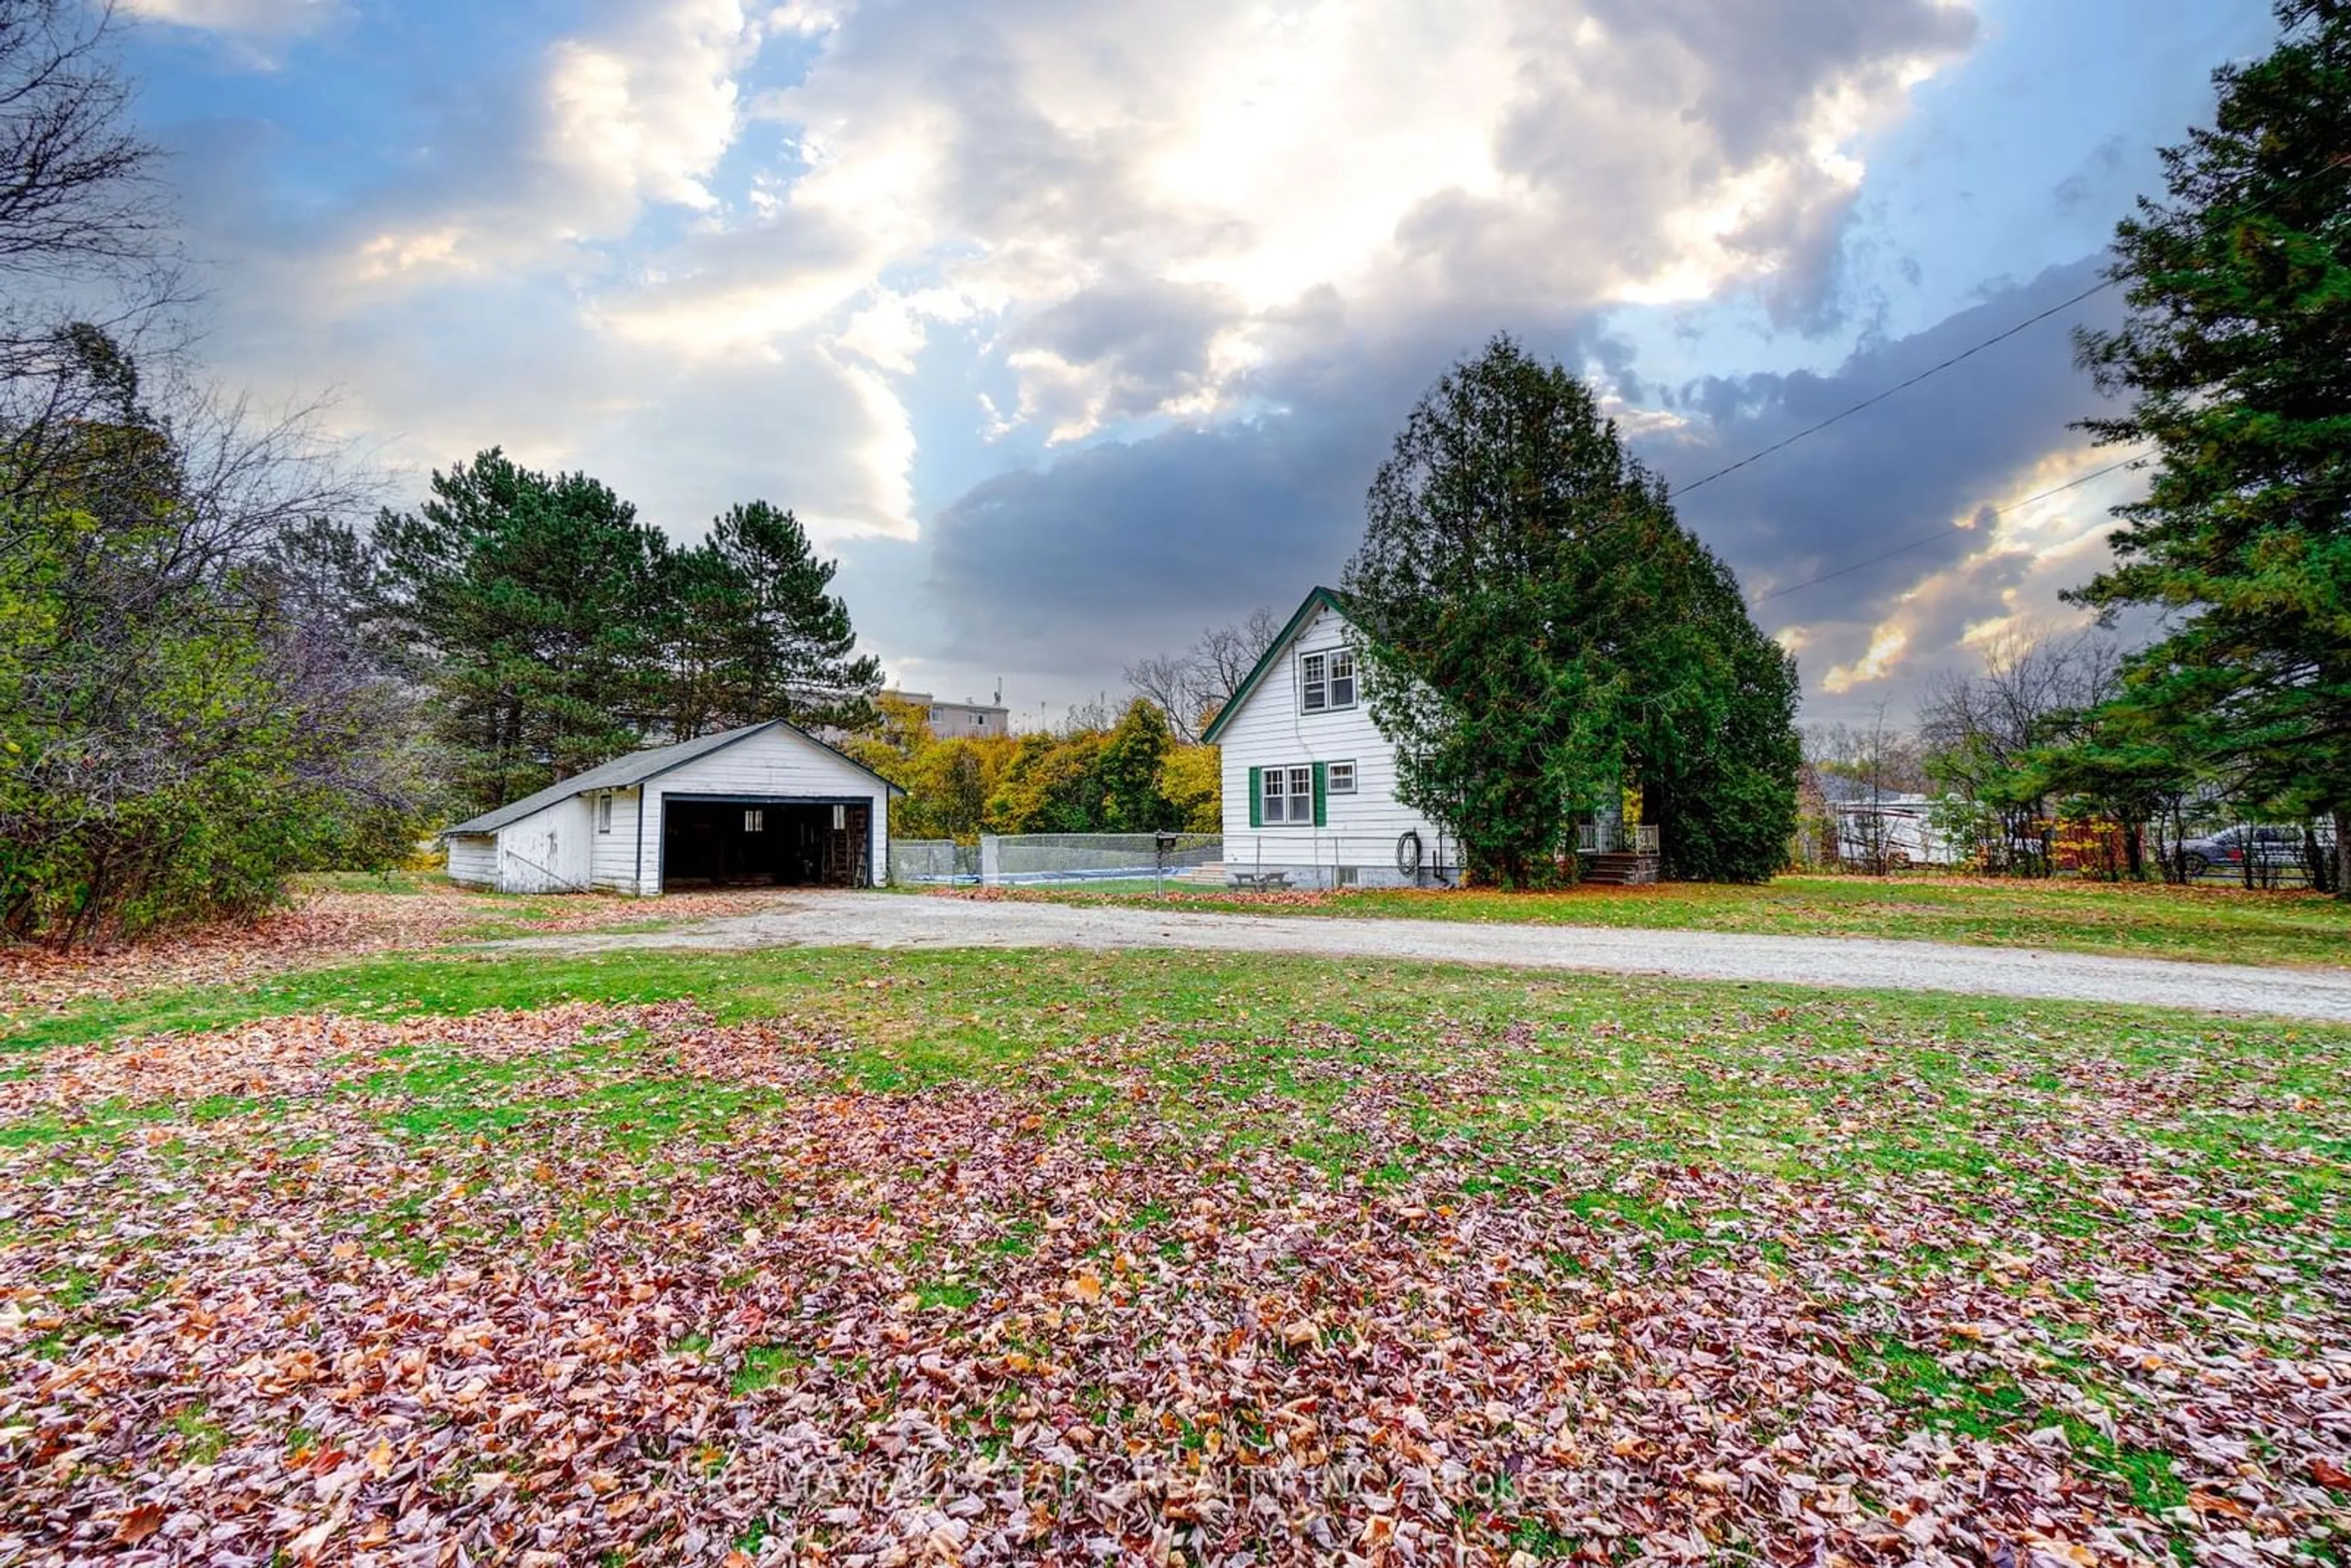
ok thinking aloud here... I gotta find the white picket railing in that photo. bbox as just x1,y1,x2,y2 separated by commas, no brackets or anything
1575,823,1661,855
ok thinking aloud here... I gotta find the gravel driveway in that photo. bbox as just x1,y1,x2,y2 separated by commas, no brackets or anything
499,891,2351,1022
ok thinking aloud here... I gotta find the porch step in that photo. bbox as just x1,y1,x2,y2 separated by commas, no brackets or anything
1581,852,1660,887
1171,861,1226,887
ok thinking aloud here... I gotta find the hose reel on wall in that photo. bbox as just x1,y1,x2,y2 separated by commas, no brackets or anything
1395,830,1423,881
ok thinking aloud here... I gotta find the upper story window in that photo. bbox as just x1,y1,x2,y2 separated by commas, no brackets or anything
1300,649,1357,714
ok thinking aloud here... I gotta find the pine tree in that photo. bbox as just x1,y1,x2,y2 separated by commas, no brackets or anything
671,501,881,737
2069,0,2351,893
374,450,671,812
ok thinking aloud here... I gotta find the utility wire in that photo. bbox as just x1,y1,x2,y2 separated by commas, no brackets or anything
1702,154,2349,607
1676,277,2118,498
1752,450,2150,605
1677,156,2348,502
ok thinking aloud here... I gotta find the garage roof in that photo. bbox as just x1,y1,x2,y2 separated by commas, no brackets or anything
442,719,902,838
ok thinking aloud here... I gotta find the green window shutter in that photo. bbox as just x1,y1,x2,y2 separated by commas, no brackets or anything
1313,762,1328,827
1248,767,1263,828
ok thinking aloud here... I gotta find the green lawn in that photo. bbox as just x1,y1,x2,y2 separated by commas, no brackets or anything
3,943,2347,1562
967,871,2351,967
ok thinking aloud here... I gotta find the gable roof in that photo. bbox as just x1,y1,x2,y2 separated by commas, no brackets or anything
442,718,902,837
1198,585,1352,745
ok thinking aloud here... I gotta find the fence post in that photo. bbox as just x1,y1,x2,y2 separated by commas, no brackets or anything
979,834,1002,887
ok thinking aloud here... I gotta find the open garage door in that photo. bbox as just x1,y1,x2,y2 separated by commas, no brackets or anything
659,795,872,890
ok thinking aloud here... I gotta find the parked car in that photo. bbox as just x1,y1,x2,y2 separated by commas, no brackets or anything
2177,824,2333,879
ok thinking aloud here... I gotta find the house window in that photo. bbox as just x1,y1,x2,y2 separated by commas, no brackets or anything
1300,650,1357,713
744,808,765,833
1260,764,1315,825
1327,761,1357,795
596,793,613,833
1328,650,1356,709
1335,865,1360,888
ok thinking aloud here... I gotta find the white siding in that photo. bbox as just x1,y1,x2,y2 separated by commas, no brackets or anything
446,834,497,888
1217,604,1450,888
642,727,891,893
589,787,643,892
495,797,595,893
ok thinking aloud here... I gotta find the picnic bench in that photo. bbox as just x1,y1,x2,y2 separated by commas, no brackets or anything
1228,871,1292,891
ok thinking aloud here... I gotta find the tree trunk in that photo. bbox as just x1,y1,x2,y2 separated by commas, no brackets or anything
2336,809,2350,901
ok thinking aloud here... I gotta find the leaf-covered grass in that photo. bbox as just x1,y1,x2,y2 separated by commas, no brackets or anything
4,947,2347,1564
957,871,2351,967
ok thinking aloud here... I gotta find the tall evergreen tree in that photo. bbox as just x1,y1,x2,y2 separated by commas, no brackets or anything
1630,550,1804,883
665,500,880,737
1343,336,1799,885
2068,0,2351,893
373,449,670,812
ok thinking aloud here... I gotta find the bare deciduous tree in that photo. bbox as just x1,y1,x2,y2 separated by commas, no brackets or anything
1804,705,1924,874
0,1,161,280
1123,607,1280,741
1918,628,2126,871
1,0,190,516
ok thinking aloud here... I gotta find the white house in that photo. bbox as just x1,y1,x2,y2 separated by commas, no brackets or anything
440,719,902,895
1199,586,1457,888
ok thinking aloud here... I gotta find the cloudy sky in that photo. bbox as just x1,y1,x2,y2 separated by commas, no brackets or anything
122,0,2274,726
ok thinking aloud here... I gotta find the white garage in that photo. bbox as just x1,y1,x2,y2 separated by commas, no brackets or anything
440,720,902,895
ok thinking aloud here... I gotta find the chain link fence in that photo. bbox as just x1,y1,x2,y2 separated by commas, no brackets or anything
889,833,1221,886
887,839,980,885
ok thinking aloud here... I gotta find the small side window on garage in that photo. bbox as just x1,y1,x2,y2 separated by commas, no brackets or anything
596,793,612,833
743,808,765,833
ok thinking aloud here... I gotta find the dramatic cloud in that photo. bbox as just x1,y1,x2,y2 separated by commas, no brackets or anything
1656,258,2139,719
123,0,2267,716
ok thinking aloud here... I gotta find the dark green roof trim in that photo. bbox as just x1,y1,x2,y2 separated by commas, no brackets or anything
1198,585,1351,745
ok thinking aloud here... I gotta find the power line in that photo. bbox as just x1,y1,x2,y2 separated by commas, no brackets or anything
1676,277,2118,497
1676,154,2345,607
1674,154,2350,503
1752,450,2150,606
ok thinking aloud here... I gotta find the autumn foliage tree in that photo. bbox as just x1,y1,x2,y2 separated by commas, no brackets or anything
0,7,428,946
848,697,1217,840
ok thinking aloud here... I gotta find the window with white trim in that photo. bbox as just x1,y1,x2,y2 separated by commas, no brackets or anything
1300,650,1357,713
596,793,613,833
1260,763,1316,825
1327,761,1357,796
1328,649,1356,709
743,808,765,833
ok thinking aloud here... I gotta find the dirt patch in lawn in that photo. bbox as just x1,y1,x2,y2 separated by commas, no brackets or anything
3,999,2345,1564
